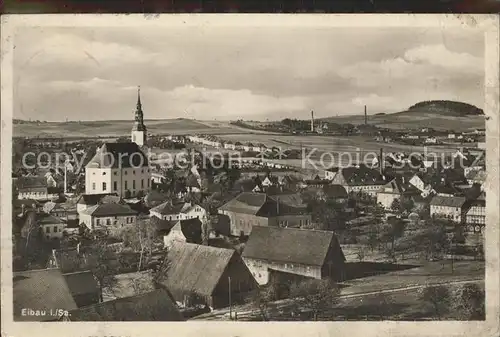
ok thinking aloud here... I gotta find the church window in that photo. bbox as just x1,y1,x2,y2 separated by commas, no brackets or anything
102,182,107,191
141,179,144,188
92,183,96,190
133,180,136,189
114,182,117,191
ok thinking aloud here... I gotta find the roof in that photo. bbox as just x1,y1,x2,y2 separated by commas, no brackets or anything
86,142,148,169
144,190,170,208
242,226,345,266
83,203,137,217
218,192,307,216
38,213,65,225
63,271,99,296
13,269,77,321
68,289,184,321
323,184,348,198
430,195,467,208
77,193,119,205
159,242,235,296
338,165,385,186
149,215,179,232
170,218,203,244
186,174,201,188
150,201,195,215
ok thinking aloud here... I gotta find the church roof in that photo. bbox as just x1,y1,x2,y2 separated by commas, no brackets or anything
86,142,149,169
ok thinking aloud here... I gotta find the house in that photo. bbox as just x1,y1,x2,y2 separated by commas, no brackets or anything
242,226,346,285
63,271,100,308
185,174,202,193
377,178,420,210
43,201,78,220
76,193,120,213
448,133,456,139
466,169,486,189
327,165,385,196
85,142,151,197
424,137,437,144
324,168,339,180
16,176,61,200
78,202,138,230
13,269,77,321
464,193,486,226
163,218,203,248
429,195,467,223
150,200,206,221
64,289,184,321
157,242,258,309
218,192,312,236
408,173,436,198
39,213,67,240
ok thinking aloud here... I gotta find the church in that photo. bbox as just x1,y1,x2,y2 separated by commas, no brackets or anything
84,87,151,198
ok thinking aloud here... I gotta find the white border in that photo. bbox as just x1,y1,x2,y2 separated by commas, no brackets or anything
1,14,499,337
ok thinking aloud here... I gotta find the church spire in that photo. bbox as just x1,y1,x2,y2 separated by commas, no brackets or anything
132,85,146,135
136,85,142,111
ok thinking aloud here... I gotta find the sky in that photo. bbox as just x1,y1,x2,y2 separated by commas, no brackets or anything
13,26,484,121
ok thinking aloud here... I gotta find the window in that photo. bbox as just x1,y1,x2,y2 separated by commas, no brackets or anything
133,180,136,189
46,227,50,233
114,181,117,191
125,181,128,189
53,226,57,232
124,171,128,175
147,180,150,188
141,179,144,188
107,219,111,225
130,217,134,223
133,170,136,175
96,219,100,225
103,172,106,175
141,169,144,173
102,182,107,191
92,183,96,190
114,172,117,176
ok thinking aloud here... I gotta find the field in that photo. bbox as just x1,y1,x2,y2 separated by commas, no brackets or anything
13,119,260,138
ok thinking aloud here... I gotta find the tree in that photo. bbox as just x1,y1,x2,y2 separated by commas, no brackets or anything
85,238,119,302
289,279,340,321
120,218,161,272
246,280,281,321
371,293,394,320
390,199,401,214
418,285,451,319
452,283,485,320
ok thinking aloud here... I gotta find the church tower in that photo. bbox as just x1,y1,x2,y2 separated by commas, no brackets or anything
131,86,147,146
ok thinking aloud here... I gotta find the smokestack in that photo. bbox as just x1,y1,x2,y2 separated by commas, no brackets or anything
379,148,384,175
364,106,367,125
311,110,314,132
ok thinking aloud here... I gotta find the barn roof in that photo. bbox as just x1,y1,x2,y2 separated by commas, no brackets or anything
68,289,184,321
13,269,77,321
242,226,345,266
158,243,235,296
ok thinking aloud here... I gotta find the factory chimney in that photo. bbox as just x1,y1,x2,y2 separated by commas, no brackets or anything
364,105,367,125
379,148,384,175
311,110,314,132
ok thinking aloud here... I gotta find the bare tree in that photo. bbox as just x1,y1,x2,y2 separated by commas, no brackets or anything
418,285,451,319
289,279,340,321
246,283,279,321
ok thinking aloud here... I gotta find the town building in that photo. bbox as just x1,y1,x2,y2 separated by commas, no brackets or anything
464,193,486,226
241,226,346,285
13,269,78,321
466,169,486,190
429,195,467,223
43,201,78,220
325,165,385,197
131,86,147,147
157,242,258,309
218,192,312,237
376,178,420,210
76,193,120,213
84,142,151,198
64,289,184,321
149,201,206,221
78,202,138,230
39,213,66,240
163,218,203,248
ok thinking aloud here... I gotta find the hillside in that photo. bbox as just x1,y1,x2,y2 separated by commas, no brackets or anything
320,100,485,131
407,100,484,116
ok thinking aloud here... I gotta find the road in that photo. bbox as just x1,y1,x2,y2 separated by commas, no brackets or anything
191,278,484,321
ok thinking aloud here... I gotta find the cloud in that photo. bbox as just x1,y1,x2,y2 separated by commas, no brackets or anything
13,27,485,121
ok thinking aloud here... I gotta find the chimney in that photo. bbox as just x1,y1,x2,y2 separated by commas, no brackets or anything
379,148,384,175
311,111,314,132
364,105,367,125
